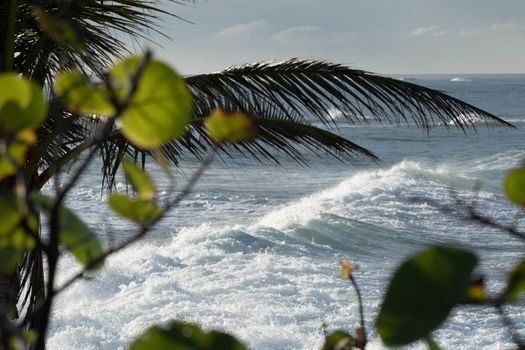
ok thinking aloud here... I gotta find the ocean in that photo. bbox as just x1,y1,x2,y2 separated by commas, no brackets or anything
47,74,525,349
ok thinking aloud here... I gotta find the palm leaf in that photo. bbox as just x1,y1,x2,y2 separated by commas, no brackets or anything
178,111,380,165
11,0,192,84
186,58,513,131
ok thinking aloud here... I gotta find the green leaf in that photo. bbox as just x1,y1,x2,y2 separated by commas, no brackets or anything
322,331,354,350
0,74,47,132
58,206,104,269
0,246,23,274
503,167,525,207
425,335,442,350
2,225,36,251
153,149,174,179
33,7,85,51
54,71,115,116
204,109,258,143
504,259,525,302
110,57,192,149
108,193,162,224
122,160,155,200
129,321,247,350
376,245,478,346
0,195,24,236
0,129,37,181
33,195,104,270
0,195,35,253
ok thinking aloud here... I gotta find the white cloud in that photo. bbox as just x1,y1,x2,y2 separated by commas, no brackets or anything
491,19,525,31
411,25,448,38
217,20,269,38
271,26,354,45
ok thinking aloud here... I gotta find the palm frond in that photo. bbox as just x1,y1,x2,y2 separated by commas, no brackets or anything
176,111,380,165
12,0,192,84
186,58,514,131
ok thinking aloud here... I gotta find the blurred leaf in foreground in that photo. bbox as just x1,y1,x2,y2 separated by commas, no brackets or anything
0,74,47,133
204,109,258,143
33,195,104,270
504,259,525,302
503,166,525,207
0,128,37,181
110,57,192,149
130,320,247,350
54,71,114,116
376,245,478,346
322,331,354,350
108,193,162,224
122,160,156,200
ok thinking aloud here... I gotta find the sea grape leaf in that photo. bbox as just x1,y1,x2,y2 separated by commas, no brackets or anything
322,331,354,350
0,128,37,181
466,278,486,302
153,149,174,179
129,320,247,350
122,160,155,200
503,166,525,207
0,74,47,132
109,57,192,149
376,245,478,346
0,195,27,274
0,196,28,274
0,213,37,252
504,259,525,302
108,193,162,224
57,205,104,269
33,7,84,51
425,336,442,350
6,225,36,251
0,246,23,274
54,71,115,116
0,195,24,236
32,195,104,269
204,109,258,143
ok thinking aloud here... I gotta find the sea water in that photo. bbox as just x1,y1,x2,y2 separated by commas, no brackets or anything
46,74,525,349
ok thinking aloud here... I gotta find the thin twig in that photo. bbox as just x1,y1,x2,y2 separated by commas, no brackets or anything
409,196,525,241
349,275,367,349
496,303,525,348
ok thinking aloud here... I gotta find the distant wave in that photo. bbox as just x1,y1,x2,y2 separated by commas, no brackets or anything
444,113,525,126
450,77,473,82
255,160,480,233
446,112,482,126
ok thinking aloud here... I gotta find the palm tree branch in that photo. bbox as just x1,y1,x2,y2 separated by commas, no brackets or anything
13,0,193,83
185,58,514,130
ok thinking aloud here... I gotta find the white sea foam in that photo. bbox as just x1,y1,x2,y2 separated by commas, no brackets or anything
47,159,523,349
450,77,473,82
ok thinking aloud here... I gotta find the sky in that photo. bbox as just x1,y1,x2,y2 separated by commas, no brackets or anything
141,0,525,75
